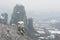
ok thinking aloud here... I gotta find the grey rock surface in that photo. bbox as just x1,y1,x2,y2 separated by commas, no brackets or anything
0,24,33,40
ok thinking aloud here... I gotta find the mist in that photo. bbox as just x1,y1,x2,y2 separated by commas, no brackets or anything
0,0,60,20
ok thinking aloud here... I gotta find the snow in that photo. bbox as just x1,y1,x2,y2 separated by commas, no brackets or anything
37,31,45,34
17,12,20,14
0,16,5,19
49,30,60,34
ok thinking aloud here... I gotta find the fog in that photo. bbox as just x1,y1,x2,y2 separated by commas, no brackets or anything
0,0,60,40
0,0,60,19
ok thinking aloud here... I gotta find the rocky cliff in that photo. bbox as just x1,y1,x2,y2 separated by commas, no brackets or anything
0,24,33,40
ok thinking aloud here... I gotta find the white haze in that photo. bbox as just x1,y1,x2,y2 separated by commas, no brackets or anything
0,0,60,19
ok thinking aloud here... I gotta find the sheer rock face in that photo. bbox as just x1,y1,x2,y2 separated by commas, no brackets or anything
0,24,33,40
0,13,8,24
27,18,39,39
10,5,27,26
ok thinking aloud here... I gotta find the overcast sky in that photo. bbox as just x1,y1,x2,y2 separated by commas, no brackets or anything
0,0,60,19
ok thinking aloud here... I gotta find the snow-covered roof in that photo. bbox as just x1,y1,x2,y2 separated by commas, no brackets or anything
38,37,45,39
37,31,45,34
47,35,55,39
49,30,60,34
50,19,58,24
